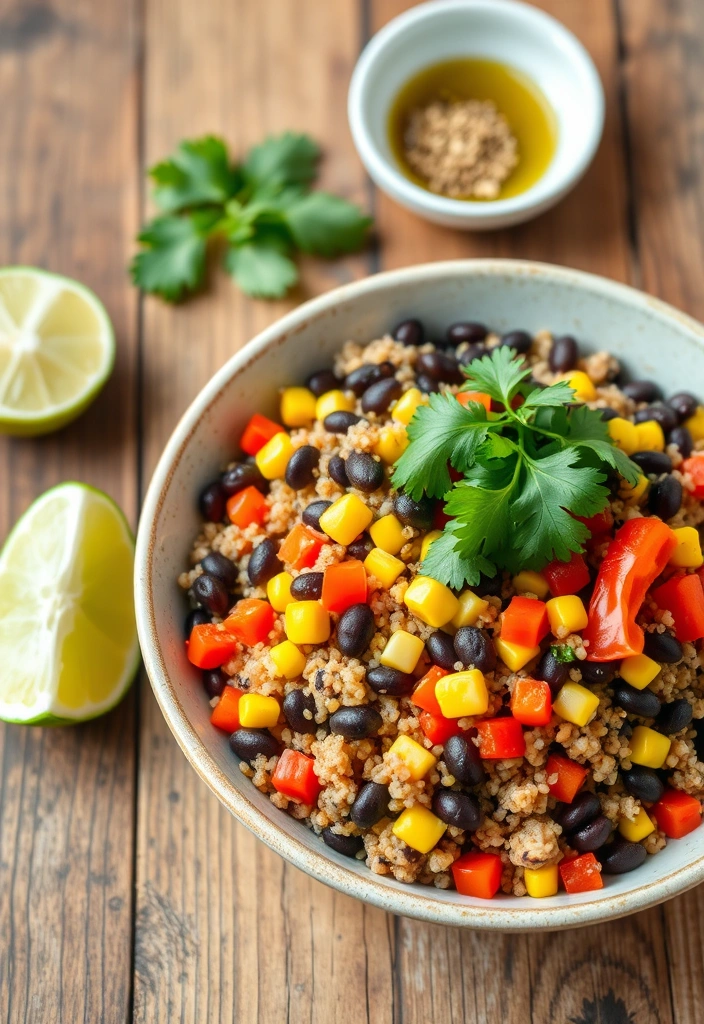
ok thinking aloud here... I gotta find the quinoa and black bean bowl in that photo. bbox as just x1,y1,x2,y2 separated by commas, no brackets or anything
180,317,704,901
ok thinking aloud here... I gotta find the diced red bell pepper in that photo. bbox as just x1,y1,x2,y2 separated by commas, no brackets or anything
582,518,677,660
510,677,552,727
457,390,492,414
576,508,614,537
321,559,367,613
187,624,239,669
240,413,282,456
559,852,603,894
682,455,704,499
278,523,325,570
452,851,503,899
433,502,453,530
224,599,275,647
475,717,525,760
501,596,550,648
272,748,323,805
418,710,462,745
651,573,704,644
411,666,448,716
546,753,587,803
210,686,245,731
652,788,702,838
543,552,591,597
226,485,268,528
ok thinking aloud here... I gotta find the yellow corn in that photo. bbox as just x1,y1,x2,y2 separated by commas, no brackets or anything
392,805,446,854
267,572,295,612
451,590,489,628
560,370,597,403
380,630,425,673
618,472,648,502
284,601,331,645
280,386,317,427
238,693,280,729
315,389,355,421
370,514,406,555
364,548,406,588
512,570,550,599
404,576,459,629
319,493,373,546
524,864,559,899
375,424,409,464
420,530,442,562
494,637,540,673
608,417,639,456
435,669,489,718
546,595,588,635
619,653,660,690
629,725,671,769
255,432,295,480
684,405,704,442
669,526,703,568
392,387,428,426
553,681,600,727
270,640,306,679
634,419,665,453
388,734,437,781
618,807,655,843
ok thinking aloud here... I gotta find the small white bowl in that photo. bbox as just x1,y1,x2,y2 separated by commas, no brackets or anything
348,0,604,230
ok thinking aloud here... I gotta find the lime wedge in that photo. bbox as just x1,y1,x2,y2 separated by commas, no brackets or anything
0,266,114,435
0,483,139,725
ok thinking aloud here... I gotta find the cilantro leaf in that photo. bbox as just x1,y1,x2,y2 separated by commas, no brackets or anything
421,525,495,589
442,472,521,581
550,643,576,663
130,211,220,301
243,132,320,189
461,346,531,405
284,192,372,256
150,137,240,213
567,405,641,485
225,239,298,299
521,379,576,409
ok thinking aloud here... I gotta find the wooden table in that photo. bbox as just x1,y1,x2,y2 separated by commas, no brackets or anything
2,0,704,1020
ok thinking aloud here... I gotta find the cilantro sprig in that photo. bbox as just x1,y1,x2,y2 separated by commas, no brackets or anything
131,134,372,301
392,347,641,588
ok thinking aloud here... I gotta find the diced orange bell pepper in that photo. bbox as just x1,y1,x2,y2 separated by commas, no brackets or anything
240,413,282,456
278,523,326,571
226,485,268,528
224,599,275,647
418,709,462,745
411,665,448,716
543,552,591,597
187,624,239,669
510,677,552,726
559,852,603,894
651,573,704,644
546,753,587,803
682,455,704,498
210,686,245,731
452,851,503,899
652,788,702,838
475,717,525,759
457,391,492,413
501,596,549,648
321,559,367,613
272,748,323,805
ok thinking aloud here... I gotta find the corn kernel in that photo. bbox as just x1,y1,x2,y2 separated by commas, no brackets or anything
553,681,600,727
546,595,588,635
284,601,331,645
315,389,355,421
392,805,447,854
319,493,373,546
560,370,597,403
388,734,437,781
669,526,703,568
620,653,660,689
270,640,306,679
255,432,295,480
380,630,425,673
420,530,442,562
370,514,406,555
404,576,459,629
364,548,406,588
512,570,550,599
238,693,280,729
267,572,295,612
608,417,639,456
618,472,648,502
524,864,559,899
685,405,704,442
630,725,671,769
435,669,489,718
375,424,409,464
634,419,665,452
280,386,317,427
494,637,540,672
451,590,489,628
618,807,655,843
392,387,428,426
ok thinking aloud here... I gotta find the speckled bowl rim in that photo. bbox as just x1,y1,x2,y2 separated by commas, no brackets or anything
136,260,704,931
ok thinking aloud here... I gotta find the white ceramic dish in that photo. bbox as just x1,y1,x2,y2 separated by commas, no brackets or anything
136,260,704,931
348,0,604,230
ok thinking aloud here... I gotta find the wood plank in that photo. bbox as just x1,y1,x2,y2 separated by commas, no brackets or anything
0,0,140,1021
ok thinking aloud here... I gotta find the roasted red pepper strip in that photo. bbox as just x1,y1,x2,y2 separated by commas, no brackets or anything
581,518,677,661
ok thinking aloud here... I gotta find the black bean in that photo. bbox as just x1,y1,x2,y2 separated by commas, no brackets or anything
330,705,383,739
328,455,349,487
553,792,602,834
620,719,633,739
306,369,340,397
290,572,324,601
623,380,662,403
350,782,390,828
201,551,238,590
361,377,402,414
346,451,385,493
322,829,364,857
416,351,463,384
633,404,677,432
302,500,332,532
323,411,361,435
656,698,693,734
535,650,570,696
337,604,375,659
345,361,394,396
612,680,660,718
222,461,267,496
442,734,485,786
667,392,698,422
631,450,672,476
229,728,280,763
643,630,683,664
670,426,694,458
454,626,497,673
285,445,320,489
648,475,682,520
427,631,459,670
247,538,279,586
600,838,647,874
282,689,318,733
446,322,488,345
457,341,488,364
572,815,612,853
475,572,503,598
366,666,416,696
394,492,434,530
622,764,665,803
432,790,482,832
199,481,226,522
201,670,225,700
347,533,374,560
579,660,618,686
415,373,440,394
393,318,424,346
549,335,579,373
184,607,210,638
600,408,619,422
500,330,532,354
192,573,230,617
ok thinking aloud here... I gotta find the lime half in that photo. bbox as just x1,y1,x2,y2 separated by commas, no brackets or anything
0,483,139,725
0,267,114,435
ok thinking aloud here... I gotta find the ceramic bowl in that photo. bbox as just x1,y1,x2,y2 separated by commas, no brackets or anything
136,260,704,930
348,0,604,230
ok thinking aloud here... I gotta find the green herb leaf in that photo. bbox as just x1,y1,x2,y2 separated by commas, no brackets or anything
421,525,495,589
130,211,221,301
243,132,320,189
225,238,298,299
550,643,576,663
566,405,641,485
521,379,576,409
284,192,372,256
460,346,531,405
150,137,240,213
